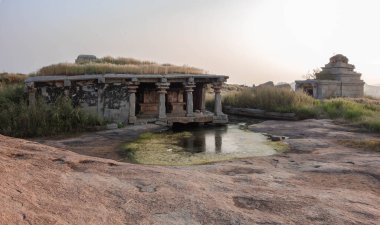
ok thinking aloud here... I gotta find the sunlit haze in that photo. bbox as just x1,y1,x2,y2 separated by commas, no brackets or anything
1,0,380,84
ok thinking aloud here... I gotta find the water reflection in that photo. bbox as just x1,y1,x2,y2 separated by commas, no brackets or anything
179,126,228,153
176,125,270,154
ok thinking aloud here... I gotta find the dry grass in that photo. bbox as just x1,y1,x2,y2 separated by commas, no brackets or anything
222,86,318,118
37,56,205,76
0,73,27,85
219,86,380,132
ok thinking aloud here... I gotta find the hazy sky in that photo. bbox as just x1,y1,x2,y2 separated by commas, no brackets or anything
1,0,380,85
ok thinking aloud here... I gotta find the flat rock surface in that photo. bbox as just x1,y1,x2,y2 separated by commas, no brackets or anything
1,119,380,225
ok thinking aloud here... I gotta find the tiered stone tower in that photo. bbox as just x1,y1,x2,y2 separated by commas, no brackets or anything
295,54,364,99
321,54,364,97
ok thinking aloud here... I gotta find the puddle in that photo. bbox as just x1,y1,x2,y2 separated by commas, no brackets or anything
121,124,285,166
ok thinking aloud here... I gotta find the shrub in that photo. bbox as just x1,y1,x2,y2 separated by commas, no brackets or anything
0,84,104,137
222,86,317,116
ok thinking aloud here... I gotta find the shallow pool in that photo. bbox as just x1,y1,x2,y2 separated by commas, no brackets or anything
121,124,285,166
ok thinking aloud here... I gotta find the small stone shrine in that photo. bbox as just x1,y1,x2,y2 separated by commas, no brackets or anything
295,54,364,99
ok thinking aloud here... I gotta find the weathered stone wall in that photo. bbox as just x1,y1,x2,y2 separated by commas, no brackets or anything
102,83,130,122
35,80,131,123
317,81,340,99
341,83,364,98
36,82,65,104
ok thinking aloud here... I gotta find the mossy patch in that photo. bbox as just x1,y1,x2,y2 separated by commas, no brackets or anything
268,141,290,153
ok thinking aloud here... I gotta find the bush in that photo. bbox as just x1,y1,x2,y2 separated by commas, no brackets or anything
0,84,104,137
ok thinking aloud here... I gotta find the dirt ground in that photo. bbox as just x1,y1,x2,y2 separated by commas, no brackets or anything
0,119,379,225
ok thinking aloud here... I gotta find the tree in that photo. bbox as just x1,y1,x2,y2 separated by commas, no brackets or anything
302,68,321,80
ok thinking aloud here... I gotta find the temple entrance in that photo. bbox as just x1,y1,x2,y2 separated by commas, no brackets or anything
302,84,314,96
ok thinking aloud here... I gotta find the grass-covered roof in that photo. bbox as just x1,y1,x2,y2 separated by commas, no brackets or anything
37,56,206,76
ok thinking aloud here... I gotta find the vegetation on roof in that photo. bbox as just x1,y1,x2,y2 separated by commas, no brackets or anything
37,56,206,76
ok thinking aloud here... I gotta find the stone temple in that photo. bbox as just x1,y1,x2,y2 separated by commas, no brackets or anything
25,58,229,126
295,54,364,99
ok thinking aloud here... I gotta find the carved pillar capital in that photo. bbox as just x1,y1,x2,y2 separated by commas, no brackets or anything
126,83,139,93
184,83,196,92
212,82,223,93
156,82,170,94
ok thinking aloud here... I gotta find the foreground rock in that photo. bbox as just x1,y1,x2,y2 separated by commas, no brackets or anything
1,119,379,224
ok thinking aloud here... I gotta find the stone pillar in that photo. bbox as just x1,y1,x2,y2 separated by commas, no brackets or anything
127,82,139,124
63,79,71,97
28,89,36,106
156,81,170,120
212,83,223,116
184,78,196,117
27,82,37,107
201,84,206,113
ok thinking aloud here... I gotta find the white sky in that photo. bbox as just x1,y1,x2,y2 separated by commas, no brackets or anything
0,0,380,85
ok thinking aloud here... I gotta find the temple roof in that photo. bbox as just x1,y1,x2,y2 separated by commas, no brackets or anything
324,54,355,70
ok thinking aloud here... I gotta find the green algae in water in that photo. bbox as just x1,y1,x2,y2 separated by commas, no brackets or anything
122,125,282,166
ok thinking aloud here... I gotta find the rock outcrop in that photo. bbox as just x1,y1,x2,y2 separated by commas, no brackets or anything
1,119,380,224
